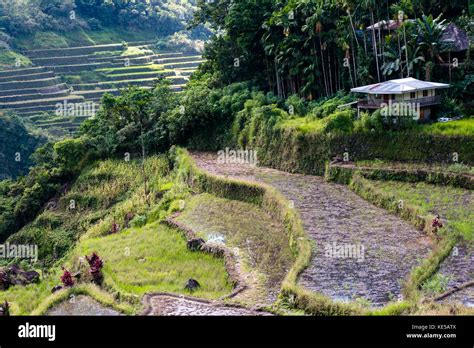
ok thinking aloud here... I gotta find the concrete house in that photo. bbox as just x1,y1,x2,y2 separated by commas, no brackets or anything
351,77,450,120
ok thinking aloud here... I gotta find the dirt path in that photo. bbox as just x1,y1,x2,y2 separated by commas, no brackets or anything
142,294,270,316
191,152,433,307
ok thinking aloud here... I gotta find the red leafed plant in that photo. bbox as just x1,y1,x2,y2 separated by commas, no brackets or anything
85,252,104,284
110,222,119,234
60,267,74,287
432,215,443,228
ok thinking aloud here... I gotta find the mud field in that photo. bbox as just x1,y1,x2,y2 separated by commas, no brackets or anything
46,295,122,316
191,152,433,307
437,244,474,307
142,294,271,316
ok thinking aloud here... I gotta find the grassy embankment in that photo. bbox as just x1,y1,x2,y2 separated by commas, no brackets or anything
0,155,231,315
258,115,474,176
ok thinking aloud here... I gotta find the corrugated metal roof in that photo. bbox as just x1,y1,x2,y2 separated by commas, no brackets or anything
366,19,416,31
351,78,450,95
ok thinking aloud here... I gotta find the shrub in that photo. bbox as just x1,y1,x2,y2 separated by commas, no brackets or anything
421,273,451,295
354,111,384,133
323,109,355,133
310,94,355,119
436,98,464,119
60,268,74,287
130,215,147,228
53,138,88,174
285,94,307,116
85,252,104,285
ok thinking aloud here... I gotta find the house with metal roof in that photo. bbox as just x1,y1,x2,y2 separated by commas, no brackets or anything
351,78,450,120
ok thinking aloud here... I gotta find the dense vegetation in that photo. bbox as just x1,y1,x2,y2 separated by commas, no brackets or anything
0,0,472,315
0,114,45,179
0,0,208,66
192,0,471,100
0,0,202,39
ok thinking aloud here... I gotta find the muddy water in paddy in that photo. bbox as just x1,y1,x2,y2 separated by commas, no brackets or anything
46,295,122,316
143,294,271,316
191,152,433,307
437,244,474,307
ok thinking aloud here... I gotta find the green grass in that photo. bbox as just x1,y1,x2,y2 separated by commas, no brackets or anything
0,153,233,315
0,50,32,67
420,118,474,136
15,27,150,50
280,117,326,134
421,273,451,295
121,46,153,57
31,283,135,315
107,71,163,78
92,50,123,57
0,266,135,315
355,160,474,175
175,193,294,287
280,109,354,134
0,267,60,315
83,27,157,44
15,29,96,50
63,70,106,84
73,221,232,299
60,29,96,47
17,31,69,49
367,180,474,242
96,64,164,74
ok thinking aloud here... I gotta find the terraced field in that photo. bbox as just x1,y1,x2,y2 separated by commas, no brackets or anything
0,41,202,136
190,152,433,307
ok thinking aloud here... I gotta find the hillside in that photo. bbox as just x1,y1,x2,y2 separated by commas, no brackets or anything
0,41,203,136
0,0,473,325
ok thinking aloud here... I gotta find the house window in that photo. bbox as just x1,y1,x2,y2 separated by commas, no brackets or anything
410,92,416,99
423,90,428,97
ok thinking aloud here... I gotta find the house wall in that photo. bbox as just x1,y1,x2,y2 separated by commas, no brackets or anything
395,89,435,100
368,90,436,101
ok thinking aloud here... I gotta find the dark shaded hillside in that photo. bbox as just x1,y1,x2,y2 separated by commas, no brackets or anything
0,114,45,179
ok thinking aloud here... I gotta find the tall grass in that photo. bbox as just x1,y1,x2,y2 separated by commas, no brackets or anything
421,119,474,136
8,156,169,262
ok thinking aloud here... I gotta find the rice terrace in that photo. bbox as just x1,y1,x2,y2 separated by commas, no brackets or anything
0,0,473,340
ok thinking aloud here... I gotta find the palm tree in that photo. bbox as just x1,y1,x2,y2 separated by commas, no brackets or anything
364,0,381,82
416,14,447,80
381,43,402,78
303,7,330,97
